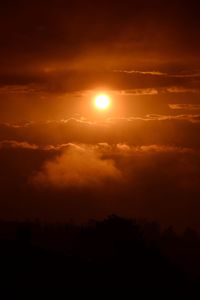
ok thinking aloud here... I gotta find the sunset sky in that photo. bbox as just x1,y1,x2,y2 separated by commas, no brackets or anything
1,0,200,230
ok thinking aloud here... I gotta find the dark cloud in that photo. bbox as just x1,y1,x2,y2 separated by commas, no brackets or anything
0,0,200,104
1,70,200,94
1,117,200,148
0,141,200,230
0,0,200,63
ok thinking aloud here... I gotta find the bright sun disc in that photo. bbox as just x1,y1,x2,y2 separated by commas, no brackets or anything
95,94,110,110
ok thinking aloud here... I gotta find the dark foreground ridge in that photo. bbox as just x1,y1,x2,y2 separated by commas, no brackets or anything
0,215,199,292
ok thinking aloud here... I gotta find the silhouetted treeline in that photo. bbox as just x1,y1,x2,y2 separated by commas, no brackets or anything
0,215,199,292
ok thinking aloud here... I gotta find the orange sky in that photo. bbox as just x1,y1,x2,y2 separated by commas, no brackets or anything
0,0,200,229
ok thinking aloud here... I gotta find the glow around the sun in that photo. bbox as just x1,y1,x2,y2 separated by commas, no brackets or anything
94,94,111,110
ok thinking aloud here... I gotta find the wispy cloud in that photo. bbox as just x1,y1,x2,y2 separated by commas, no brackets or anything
113,69,200,78
118,88,158,96
169,104,200,110
113,70,166,76
115,143,193,154
0,85,40,95
0,140,38,149
165,87,199,94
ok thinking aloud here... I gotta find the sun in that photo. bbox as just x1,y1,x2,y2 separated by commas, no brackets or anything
95,94,111,110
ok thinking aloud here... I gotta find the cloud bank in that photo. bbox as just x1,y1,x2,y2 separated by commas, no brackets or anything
0,139,200,229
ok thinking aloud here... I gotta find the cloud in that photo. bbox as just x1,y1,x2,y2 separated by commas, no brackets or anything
169,104,200,110
0,139,193,155
0,67,200,101
113,70,166,76
165,87,199,94
0,85,40,95
144,114,200,123
113,69,200,79
118,88,158,96
117,86,200,96
0,140,200,228
0,140,38,149
31,144,121,188
115,144,193,154
1,115,200,149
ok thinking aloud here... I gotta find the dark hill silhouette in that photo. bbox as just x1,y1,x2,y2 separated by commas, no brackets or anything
0,215,198,292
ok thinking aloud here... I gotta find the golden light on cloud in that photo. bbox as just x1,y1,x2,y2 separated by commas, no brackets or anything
95,94,111,110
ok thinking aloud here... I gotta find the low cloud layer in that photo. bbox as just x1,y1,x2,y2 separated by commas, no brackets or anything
0,140,200,229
